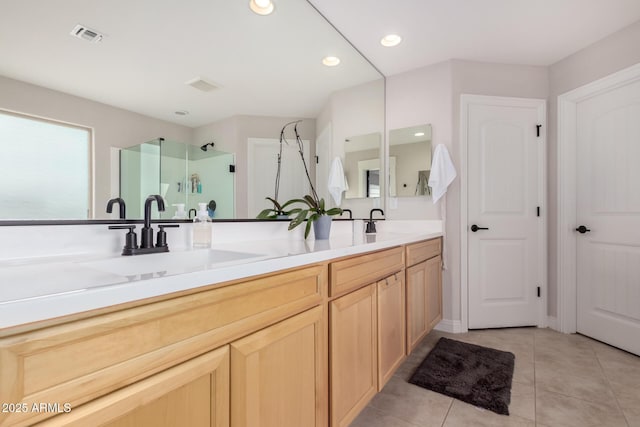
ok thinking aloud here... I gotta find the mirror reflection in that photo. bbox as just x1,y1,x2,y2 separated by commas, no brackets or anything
343,133,382,199
120,138,235,220
0,0,384,221
388,124,433,197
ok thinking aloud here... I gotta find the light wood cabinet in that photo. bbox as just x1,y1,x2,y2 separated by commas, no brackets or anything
329,284,377,427
230,306,326,427
38,346,230,427
0,238,442,427
406,239,443,354
425,255,443,332
377,272,406,390
0,264,325,427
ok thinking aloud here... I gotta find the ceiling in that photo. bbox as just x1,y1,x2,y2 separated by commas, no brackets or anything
2,1,640,128
308,0,640,76
0,0,380,127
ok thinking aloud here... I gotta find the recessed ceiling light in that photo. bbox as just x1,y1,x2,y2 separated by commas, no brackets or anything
322,56,340,67
249,0,274,15
414,132,425,137
381,34,402,47
174,110,189,116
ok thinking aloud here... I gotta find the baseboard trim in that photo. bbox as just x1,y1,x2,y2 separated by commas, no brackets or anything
434,319,465,334
546,315,559,331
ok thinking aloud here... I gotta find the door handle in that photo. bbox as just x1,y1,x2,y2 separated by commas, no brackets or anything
575,225,591,234
470,224,489,232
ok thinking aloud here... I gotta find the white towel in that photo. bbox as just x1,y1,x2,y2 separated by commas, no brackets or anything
327,157,347,206
428,144,457,204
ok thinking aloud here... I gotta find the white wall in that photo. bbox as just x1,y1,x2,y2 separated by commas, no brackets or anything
385,59,548,324
385,61,451,221
0,76,193,218
315,79,385,218
547,20,640,316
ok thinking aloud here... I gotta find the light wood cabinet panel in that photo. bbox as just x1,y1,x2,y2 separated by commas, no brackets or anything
0,264,325,427
426,255,443,332
330,247,403,297
37,346,230,427
329,284,377,427
377,272,406,390
406,238,442,267
406,253,443,354
230,306,326,427
406,261,429,353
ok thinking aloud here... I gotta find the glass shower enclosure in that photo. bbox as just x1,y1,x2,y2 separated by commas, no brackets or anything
120,138,234,219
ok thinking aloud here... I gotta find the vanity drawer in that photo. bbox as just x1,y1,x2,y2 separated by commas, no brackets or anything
0,263,326,427
329,246,404,297
406,238,441,267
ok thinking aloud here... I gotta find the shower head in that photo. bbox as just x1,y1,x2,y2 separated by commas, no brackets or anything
200,142,215,152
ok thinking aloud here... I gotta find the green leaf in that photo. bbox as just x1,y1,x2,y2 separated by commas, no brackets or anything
304,216,313,238
319,198,325,212
256,208,275,219
288,209,308,230
265,197,281,211
303,195,318,209
325,208,343,216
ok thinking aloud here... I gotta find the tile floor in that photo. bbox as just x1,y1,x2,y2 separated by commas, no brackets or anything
350,327,640,427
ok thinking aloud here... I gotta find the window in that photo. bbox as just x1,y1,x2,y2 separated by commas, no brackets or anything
0,110,92,219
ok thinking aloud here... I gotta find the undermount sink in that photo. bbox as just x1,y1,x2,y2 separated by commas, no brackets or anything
79,249,265,277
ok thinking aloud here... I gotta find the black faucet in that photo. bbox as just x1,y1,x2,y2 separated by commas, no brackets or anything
341,209,353,219
365,209,384,234
141,195,165,248
109,194,179,256
188,208,197,219
106,197,126,219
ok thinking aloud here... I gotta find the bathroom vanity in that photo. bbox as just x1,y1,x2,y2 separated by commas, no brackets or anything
0,224,442,427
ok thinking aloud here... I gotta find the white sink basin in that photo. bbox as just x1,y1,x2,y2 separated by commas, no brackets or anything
79,249,265,277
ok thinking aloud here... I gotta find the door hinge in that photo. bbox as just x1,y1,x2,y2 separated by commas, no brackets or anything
537,286,541,298
315,155,319,164
537,206,540,217
536,124,542,138
229,164,236,173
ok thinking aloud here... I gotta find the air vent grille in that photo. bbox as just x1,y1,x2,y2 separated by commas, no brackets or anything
185,77,219,92
70,24,104,43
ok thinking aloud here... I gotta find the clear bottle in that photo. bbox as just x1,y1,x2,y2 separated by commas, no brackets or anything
171,203,187,220
192,203,212,248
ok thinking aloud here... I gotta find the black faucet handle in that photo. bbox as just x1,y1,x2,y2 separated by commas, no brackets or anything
109,225,138,252
156,224,179,248
108,225,136,231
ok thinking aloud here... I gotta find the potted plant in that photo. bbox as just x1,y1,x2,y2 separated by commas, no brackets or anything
256,197,299,219
287,195,342,239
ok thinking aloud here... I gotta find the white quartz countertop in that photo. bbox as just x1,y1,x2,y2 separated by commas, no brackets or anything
0,222,442,332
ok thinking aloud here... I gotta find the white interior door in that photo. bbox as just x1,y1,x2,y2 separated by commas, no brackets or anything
576,79,640,356
466,96,544,329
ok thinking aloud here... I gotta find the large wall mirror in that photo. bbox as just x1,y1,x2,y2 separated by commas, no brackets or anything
0,0,384,221
388,124,433,198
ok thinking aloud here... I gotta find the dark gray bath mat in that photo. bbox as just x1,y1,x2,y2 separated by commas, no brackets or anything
409,337,515,415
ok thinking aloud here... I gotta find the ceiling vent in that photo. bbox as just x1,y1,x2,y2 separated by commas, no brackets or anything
70,24,104,43
185,77,219,92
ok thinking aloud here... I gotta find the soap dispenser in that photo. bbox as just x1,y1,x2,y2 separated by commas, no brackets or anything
172,203,187,220
193,202,212,248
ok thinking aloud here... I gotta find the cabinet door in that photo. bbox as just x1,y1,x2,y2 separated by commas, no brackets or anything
38,346,230,427
230,306,326,427
330,283,377,427
406,261,428,353
426,255,443,332
377,272,406,390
